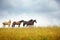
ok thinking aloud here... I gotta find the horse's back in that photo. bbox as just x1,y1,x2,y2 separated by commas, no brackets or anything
12,21,20,25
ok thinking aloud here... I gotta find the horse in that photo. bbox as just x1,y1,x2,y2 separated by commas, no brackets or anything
23,20,37,27
12,20,24,27
2,20,11,27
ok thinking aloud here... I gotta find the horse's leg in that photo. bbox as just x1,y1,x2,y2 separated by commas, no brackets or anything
12,24,13,27
18,24,20,27
26,24,28,27
14,25,15,27
12,24,14,27
3,24,5,28
8,24,10,27
23,23,25,27
26,23,30,27
8,25,10,27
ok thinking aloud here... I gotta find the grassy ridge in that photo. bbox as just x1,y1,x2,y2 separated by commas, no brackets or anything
0,27,60,40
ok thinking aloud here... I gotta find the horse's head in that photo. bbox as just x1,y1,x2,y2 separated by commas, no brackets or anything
34,20,37,23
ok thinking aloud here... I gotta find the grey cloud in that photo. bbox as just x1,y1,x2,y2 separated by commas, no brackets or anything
0,0,58,13
55,0,60,7
0,0,59,13
0,0,60,25
55,0,60,3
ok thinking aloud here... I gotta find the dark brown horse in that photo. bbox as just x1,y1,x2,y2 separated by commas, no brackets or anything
12,20,24,27
23,20,37,26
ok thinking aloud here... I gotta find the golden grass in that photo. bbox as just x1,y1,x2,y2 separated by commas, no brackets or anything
0,26,60,40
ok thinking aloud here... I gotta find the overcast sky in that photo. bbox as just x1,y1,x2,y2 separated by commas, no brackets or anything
0,0,60,27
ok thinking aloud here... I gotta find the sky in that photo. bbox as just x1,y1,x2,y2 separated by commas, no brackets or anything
0,0,60,27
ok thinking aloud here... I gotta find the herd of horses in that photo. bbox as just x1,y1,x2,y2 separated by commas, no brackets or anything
2,19,37,27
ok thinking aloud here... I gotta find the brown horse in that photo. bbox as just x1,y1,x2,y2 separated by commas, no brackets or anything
2,20,11,27
12,20,24,27
23,20,37,27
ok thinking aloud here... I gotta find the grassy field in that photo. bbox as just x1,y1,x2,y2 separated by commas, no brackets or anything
0,26,60,40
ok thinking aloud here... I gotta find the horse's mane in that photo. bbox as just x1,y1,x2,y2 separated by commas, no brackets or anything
28,19,33,22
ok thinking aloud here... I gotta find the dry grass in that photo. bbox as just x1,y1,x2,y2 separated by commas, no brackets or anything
0,26,60,40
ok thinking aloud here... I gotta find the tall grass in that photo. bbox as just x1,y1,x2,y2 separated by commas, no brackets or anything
0,26,60,40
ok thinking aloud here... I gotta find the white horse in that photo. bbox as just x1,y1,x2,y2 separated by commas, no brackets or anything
2,20,11,27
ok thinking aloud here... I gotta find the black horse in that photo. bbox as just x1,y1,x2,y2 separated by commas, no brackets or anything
23,20,37,26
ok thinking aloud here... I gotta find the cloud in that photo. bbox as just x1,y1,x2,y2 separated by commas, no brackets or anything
55,0,60,4
55,0,60,8
0,0,60,27
0,0,59,12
